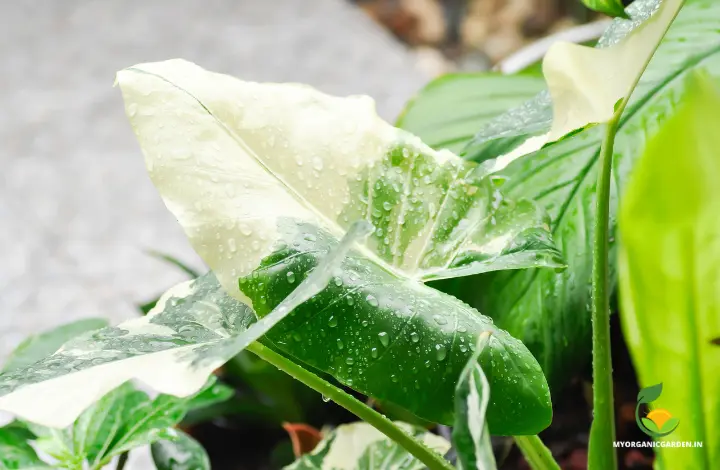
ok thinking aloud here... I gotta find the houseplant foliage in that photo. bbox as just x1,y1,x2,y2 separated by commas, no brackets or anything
0,0,698,468
404,0,715,389
619,72,720,469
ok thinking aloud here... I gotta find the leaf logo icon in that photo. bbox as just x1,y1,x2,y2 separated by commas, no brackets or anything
635,383,680,438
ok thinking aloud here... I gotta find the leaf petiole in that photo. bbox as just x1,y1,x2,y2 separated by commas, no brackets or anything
514,435,561,470
246,342,455,470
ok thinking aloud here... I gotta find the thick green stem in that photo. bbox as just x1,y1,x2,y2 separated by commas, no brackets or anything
514,435,561,470
588,115,621,470
247,342,454,470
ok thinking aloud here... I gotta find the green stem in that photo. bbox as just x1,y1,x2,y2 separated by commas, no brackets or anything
588,114,621,470
514,435,561,470
247,342,454,470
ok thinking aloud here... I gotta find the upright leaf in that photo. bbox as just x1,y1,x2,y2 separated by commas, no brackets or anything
285,422,450,470
397,73,545,153
619,72,720,469
428,0,716,386
452,333,497,470
115,60,561,434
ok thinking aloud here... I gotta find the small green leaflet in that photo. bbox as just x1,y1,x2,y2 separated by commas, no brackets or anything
152,430,210,470
285,422,450,470
581,0,630,18
0,423,49,469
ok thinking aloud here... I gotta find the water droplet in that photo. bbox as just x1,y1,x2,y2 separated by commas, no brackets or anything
328,315,338,328
390,374,398,383
337,339,344,350
286,271,296,284
322,395,331,403
345,357,355,365
240,224,253,236
227,237,237,252
366,294,379,307
378,331,389,347
334,276,343,287
361,320,369,328
410,331,419,343
435,344,447,361
382,201,392,211
312,156,323,171
370,347,378,358
433,315,448,326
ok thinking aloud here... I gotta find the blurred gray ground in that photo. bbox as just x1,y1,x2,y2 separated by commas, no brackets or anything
0,0,426,465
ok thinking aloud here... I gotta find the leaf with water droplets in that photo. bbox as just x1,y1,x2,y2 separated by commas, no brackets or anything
0,222,364,430
285,421,450,470
453,333,497,470
420,0,708,387
109,59,562,434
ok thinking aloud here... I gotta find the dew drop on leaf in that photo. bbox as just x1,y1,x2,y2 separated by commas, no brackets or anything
286,271,296,284
337,339,344,350
370,347,378,358
378,331,389,347
435,344,447,361
328,315,338,328
410,331,419,343
366,294,379,307
433,314,448,326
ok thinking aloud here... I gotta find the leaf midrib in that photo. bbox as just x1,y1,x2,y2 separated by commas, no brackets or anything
126,67,409,282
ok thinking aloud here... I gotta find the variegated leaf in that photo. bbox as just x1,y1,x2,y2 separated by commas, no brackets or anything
285,422,450,470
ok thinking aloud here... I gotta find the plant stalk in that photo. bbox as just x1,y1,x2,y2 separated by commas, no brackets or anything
247,342,455,470
514,435,561,470
588,114,621,470
115,452,129,470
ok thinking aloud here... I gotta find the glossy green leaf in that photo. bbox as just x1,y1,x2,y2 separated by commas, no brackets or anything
184,377,234,411
2,319,108,374
452,333,497,470
27,381,199,468
0,220,366,429
285,422,450,470
151,430,210,470
619,72,720,469
0,423,49,469
431,0,718,386
581,0,629,18
113,59,562,434
396,73,545,154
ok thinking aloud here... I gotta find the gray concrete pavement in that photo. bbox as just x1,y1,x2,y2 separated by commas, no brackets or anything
0,1,427,466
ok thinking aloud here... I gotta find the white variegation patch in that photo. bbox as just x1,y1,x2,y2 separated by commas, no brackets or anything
286,421,450,470
0,223,370,428
491,0,683,168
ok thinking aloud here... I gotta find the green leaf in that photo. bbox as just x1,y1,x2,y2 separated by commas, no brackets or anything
641,418,661,434
637,383,663,404
0,424,49,469
619,72,720,468
113,59,562,435
430,0,715,386
27,381,195,468
581,0,630,18
147,250,201,279
151,430,210,470
2,318,108,373
396,73,545,154
452,333,497,470
285,422,450,470
184,376,234,411
0,219,366,429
